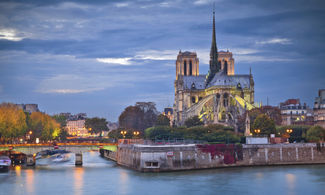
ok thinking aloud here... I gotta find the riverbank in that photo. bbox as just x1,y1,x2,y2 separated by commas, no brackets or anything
101,143,325,172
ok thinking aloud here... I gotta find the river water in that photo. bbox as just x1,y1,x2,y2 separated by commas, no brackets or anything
0,151,325,195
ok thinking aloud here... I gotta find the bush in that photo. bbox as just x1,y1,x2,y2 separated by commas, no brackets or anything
306,126,325,142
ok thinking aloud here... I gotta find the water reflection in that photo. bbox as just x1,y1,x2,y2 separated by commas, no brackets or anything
74,167,84,195
25,169,34,194
286,173,296,195
118,169,130,195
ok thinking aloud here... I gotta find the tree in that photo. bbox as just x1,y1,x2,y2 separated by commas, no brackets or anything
252,114,276,136
184,115,204,128
0,103,27,142
156,114,170,126
85,117,109,135
29,112,60,141
306,126,325,142
119,102,159,130
52,114,67,128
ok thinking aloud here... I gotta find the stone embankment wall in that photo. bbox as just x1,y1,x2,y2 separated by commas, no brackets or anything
114,143,325,172
100,148,117,161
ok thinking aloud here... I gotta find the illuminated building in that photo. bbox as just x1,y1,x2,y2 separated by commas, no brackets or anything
314,89,325,128
66,120,88,137
279,99,313,126
173,11,255,129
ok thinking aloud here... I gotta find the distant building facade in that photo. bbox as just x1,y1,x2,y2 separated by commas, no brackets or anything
66,120,88,137
163,107,173,126
16,104,39,114
314,89,325,128
279,99,313,126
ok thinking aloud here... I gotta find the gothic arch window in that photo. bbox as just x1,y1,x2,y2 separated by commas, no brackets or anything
184,60,187,76
189,60,193,76
223,93,229,107
224,61,228,74
191,96,196,103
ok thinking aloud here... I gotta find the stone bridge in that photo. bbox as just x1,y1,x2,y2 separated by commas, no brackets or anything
0,143,117,166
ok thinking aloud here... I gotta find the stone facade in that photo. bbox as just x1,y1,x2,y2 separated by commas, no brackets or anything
66,120,88,137
114,143,325,172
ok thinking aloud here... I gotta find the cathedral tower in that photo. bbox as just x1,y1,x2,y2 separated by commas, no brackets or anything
175,51,199,80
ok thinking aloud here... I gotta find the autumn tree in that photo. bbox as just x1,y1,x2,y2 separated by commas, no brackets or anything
85,117,109,135
0,103,27,142
156,114,170,126
252,114,276,136
29,112,60,141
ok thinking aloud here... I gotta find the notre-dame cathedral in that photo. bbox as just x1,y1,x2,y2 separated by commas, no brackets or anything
173,11,255,130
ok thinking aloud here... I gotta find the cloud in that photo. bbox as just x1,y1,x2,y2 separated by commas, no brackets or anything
134,50,177,61
96,57,132,65
36,74,108,94
256,38,292,45
193,0,217,5
235,55,296,63
0,29,25,41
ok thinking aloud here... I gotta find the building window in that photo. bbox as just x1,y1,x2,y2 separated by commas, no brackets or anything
184,61,187,76
192,96,196,103
191,83,196,89
189,60,193,75
145,161,159,168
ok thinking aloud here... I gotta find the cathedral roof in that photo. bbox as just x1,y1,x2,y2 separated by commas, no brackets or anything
183,75,206,90
206,72,251,89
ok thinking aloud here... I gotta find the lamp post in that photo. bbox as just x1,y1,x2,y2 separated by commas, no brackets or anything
286,129,293,143
254,129,261,135
133,131,140,138
120,130,127,139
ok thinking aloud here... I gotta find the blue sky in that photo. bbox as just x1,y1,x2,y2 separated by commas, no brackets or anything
0,0,324,122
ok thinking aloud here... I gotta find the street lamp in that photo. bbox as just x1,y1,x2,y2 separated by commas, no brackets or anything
29,131,32,135
254,129,261,135
286,129,293,143
286,129,293,134
133,131,140,138
120,130,127,139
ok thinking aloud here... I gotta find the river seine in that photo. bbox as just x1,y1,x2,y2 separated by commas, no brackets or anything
0,151,325,195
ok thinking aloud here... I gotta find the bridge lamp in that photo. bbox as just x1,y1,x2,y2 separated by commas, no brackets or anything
29,131,32,135
133,131,140,137
120,130,127,138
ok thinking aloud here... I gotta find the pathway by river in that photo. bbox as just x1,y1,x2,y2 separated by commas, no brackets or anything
0,151,324,195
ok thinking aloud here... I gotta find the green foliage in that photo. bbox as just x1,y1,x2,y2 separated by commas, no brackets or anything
52,114,67,128
108,128,136,139
184,115,204,128
252,114,276,135
85,117,109,135
144,124,240,143
155,114,170,126
306,126,325,142
119,102,158,130
29,112,60,141
0,103,27,140
276,125,311,142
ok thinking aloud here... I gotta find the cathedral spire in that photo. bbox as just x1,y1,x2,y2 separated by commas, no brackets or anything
206,7,219,87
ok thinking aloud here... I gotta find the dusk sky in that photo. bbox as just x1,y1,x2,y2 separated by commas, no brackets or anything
0,0,324,122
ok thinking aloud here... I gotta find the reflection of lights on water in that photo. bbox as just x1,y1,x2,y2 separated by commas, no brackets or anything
26,169,34,194
118,170,129,194
286,173,296,191
74,167,84,195
255,172,263,179
15,165,21,176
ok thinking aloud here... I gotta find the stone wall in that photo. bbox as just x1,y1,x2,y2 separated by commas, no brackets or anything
114,143,325,172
